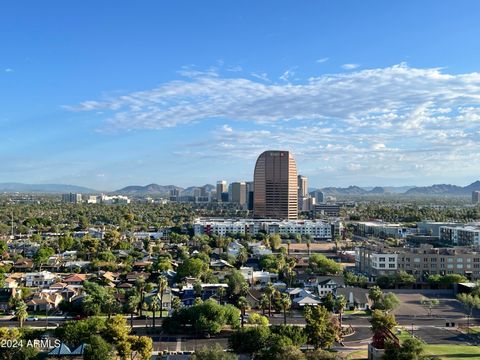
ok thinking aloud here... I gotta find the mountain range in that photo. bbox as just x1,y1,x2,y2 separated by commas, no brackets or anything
1,181,479,197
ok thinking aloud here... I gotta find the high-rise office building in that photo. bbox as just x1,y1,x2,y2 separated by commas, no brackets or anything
253,150,298,219
246,181,254,211
298,175,308,198
62,193,82,204
216,180,227,201
473,191,480,204
231,182,247,205
314,190,325,204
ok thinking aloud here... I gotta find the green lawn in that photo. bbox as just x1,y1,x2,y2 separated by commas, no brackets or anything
424,344,480,359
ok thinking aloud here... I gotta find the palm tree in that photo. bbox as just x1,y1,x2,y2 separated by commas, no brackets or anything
265,283,276,317
286,240,291,256
16,301,28,328
158,276,168,319
336,295,347,327
260,294,269,316
306,239,311,256
127,294,140,329
150,297,160,329
280,293,292,325
237,296,248,328
135,277,146,317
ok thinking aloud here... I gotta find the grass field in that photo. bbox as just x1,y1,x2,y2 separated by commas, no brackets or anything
424,344,480,359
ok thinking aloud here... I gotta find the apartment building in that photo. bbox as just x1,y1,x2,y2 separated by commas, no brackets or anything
193,218,338,240
439,225,480,246
356,244,480,281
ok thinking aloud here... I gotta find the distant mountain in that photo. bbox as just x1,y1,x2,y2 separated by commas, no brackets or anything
113,184,183,195
183,184,215,195
404,181,480,196
113,183,215,195
319,186,368,196
0,183,97,194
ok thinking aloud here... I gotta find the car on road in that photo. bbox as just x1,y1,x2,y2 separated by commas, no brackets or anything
26,317,39,321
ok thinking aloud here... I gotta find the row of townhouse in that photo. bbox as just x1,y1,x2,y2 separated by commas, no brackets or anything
356,244,480,281
193,218,340,240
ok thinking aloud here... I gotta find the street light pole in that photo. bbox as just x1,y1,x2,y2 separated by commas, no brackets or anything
411,323,414,337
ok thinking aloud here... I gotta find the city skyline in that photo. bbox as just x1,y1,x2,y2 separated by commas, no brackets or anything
3,1,480,189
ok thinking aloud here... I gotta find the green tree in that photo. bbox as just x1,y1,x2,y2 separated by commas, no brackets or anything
420,297,439,317
226,269,248,299
157,275,168,318
33,246,55,269
265,282,276,317
176,257,208,280
84,335,114,360
237,296,249,328
335,295,347,327
247,313,269,327
150,297,160,329
126,294,140,329
322,292,335,312
280,293,292,325
369,309,397,334
384,337,426,360
229,326,271,356
309,254,341,275
15,301,28,328
191,344,236,360
130,335,153,360
304,306,339,349
457,293,480,333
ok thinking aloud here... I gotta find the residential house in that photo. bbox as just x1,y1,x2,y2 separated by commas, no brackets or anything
25,271,56,287
26,292,63,312
335,287,371,310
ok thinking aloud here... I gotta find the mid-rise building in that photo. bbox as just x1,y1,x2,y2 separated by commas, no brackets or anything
473,191,480,204
353,221,416,239
62,193,82,204
314,190,325,204
231,182,247,205
440,225,480,246
253,150,298,220
356,244,480,281
216,181,228,201
193,218,336,240
313,204,340,217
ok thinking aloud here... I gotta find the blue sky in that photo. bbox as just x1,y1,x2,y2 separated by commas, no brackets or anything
2,1,480,190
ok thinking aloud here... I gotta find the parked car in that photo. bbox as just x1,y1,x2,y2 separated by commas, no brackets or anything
26,317,39,321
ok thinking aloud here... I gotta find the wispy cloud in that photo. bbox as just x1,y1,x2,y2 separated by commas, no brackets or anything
4,68,13,72
316,57,329,64
67,63,480,183
341,63,359,70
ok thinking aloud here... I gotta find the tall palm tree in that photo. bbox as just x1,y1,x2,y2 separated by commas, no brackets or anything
135,277,146,317
306,239,311,256
127,294,140,329
158,276,168,319
336,295,347,327
237,296,248,328
260,294,269,316
16,301,28,328
265,283,276,317
286,240,291,256
280,293,292,325
150,297,160,329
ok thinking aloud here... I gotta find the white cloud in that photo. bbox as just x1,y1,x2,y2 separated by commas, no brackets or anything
341,63,359,70
68,63,480,184
279,68,295,82
4,68,13,72
316,57,329,64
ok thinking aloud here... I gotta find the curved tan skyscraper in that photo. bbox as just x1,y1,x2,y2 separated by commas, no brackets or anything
253,150,298,220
